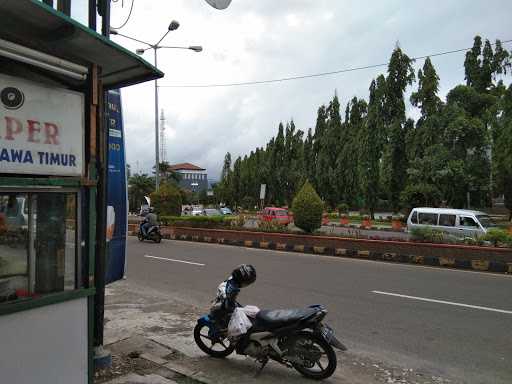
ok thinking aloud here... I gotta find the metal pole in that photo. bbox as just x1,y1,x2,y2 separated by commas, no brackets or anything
93,0,111,366
88,0,97,31
154,47,160,191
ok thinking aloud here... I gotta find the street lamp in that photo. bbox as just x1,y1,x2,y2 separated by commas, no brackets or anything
110,24,202,191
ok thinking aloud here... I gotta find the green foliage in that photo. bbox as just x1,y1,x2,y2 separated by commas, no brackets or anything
292,181,324,233
128,173,154,212
482,228,512,247
233,214,246,228
361,76,386,217
160,215,235,228
214,36,510,214
337,203,349,214
257,220,287,232
410,227,446,243
494,85,512,219
150,183,182,216
400,183,442,210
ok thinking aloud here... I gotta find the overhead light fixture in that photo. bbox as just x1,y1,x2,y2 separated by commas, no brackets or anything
0,38,88,81
168,20,180,31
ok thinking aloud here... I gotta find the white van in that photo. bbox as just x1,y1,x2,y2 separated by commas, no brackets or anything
406,208,497,237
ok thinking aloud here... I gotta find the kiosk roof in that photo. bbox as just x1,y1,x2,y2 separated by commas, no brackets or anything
0,0,164,89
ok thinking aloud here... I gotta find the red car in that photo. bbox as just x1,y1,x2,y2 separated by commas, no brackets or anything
259,207,292,226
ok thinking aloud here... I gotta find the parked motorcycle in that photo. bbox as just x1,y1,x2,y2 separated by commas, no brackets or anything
194,303,346,380
137,222,162,243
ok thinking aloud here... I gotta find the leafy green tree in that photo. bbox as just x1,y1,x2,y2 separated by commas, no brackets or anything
337,97,366,207
214,35,511,213
494,84,512,219
150,182,182,216
283,120,305,204
232,156,242,207
128,173,154,212
292,181,324,233
441,86,491,207
152,161,180,186
303,128,315,182
465,37,510,93
361,76,386,217
217,152,234,207
316,96,341,208
269,123,286,205
383,46,415,212
313,105,328,195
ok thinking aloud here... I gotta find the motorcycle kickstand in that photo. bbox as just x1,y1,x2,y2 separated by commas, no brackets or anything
254,357,269,378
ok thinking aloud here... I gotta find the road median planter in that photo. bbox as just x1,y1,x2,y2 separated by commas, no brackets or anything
151,226,512,274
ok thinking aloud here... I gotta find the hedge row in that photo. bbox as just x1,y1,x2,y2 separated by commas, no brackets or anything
160,215,236,228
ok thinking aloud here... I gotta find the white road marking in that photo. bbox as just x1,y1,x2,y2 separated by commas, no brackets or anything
160,239,512,279
372,290,512,315
144,254,205,267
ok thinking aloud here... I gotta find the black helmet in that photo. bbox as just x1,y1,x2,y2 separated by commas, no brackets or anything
232,264,256,287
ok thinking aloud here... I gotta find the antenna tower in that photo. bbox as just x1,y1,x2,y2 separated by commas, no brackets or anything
159,109,167,163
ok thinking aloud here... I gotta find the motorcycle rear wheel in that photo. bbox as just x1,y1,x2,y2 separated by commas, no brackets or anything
290,331,337,380
193,323,235,358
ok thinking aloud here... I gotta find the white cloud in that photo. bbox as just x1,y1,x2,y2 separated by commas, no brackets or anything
110,0,512,179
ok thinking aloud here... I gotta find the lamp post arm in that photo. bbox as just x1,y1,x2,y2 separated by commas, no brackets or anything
111,31,153,47
155,29,171,47
158,46,192,50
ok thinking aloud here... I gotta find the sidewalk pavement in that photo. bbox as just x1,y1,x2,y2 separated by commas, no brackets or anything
96,279,454,384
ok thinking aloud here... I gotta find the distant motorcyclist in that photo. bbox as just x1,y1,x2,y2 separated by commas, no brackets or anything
141,207,158,236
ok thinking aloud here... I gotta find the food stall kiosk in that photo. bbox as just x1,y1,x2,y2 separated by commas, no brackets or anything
0,2,162,383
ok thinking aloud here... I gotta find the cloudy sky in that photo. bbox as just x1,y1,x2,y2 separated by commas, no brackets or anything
102,0,512,179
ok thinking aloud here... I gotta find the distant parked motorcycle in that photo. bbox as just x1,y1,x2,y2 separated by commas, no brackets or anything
193,265,346,380
137,221,162,243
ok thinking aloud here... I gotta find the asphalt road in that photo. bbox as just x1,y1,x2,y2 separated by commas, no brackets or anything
125,237,512,384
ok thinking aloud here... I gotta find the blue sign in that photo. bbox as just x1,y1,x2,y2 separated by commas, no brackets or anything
105,89,127,284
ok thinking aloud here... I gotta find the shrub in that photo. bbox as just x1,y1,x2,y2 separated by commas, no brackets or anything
410,227,445,243
257,220,286,232
233,214,246,228
482,228,512,247
160,215,235,228
292,181,324,233
150,183,182,216
337,203,349,215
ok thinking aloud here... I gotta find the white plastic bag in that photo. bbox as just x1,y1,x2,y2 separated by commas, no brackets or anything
228,307,253,337
240,305,260,318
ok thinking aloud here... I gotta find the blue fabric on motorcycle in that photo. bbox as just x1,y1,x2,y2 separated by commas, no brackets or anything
225,279,240,298
256,308,318,329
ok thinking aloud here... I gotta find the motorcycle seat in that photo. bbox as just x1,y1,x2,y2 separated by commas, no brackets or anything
255,308,318,329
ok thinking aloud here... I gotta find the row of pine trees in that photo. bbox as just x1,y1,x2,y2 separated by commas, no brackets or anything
214,36,512,218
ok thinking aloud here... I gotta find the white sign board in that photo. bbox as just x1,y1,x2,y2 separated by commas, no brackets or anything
0,74,84,176
260,184,266,200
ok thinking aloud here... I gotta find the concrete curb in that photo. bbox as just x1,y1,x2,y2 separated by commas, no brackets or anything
128,230,512,274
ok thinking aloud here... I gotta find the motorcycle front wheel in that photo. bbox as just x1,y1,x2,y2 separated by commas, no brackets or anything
137,232,144,242
289,331,337,380
193,323,235,358
152,232,162,243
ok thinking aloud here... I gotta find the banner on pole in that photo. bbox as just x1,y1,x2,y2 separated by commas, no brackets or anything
105,89,127,284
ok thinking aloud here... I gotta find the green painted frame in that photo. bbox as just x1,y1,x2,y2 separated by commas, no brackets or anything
0,177,82,188
0,288,95,316
0,175,96,384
